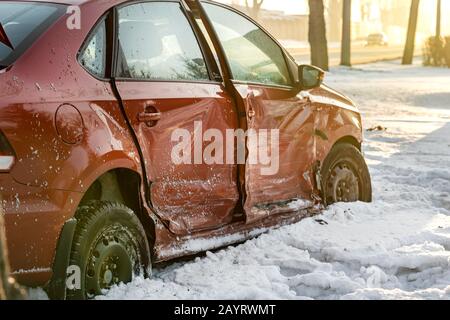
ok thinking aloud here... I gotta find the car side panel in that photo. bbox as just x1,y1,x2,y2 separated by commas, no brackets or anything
0,175,83,286
309,86,363,164
0,1,141,192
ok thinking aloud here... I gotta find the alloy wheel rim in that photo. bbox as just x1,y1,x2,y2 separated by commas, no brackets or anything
85,226,139,298
326,161,360,204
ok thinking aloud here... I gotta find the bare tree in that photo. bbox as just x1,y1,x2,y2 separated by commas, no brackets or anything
327,0,343,42
340,0,352,66
308,0,329,71
245,0,264,20
436,0,441,38
402,0,420,65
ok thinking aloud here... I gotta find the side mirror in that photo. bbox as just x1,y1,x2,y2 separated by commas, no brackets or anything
299,65,325,90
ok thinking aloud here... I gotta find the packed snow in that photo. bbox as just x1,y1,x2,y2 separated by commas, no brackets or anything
97,60,450,300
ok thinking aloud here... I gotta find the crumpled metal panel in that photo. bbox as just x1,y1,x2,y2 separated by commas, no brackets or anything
116,82,240,235
231,83,316,224
308,86,363,164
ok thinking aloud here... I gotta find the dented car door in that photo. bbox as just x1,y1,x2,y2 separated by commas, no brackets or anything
113,1,239,234
198,2,317,223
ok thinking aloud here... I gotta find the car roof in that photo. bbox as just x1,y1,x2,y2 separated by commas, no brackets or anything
5,0,89,5
7,0,174,5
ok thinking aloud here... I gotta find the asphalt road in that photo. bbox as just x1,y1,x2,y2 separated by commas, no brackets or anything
289,44,411,66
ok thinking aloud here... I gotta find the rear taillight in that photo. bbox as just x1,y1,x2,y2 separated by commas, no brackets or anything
0,131,15,172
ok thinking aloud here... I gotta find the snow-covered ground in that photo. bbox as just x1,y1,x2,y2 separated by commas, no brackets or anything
97,61,450,300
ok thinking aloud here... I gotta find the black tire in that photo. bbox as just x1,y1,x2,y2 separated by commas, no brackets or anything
321,143,372,206
67,201,151,300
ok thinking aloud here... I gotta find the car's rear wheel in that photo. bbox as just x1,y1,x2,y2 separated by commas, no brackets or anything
321,143,372,206
67,201,150,300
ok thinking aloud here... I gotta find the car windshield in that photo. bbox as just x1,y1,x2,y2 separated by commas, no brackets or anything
0,1,66,67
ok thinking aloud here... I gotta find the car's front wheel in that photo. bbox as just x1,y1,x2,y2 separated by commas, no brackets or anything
321,143,372,206
67,201,151,300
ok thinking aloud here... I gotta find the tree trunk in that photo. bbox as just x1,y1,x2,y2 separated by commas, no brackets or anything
245,0,264,20
402,0,420,65
328,0,342,42
308,0,329,71
340,0,351,66
436,0,441,38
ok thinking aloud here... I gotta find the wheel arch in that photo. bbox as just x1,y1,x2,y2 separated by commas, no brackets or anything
314,133,363,196
47,167,156,300
332,135,362,151
77,168,156,253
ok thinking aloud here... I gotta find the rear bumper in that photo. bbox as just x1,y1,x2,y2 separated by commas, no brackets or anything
0,174,81,286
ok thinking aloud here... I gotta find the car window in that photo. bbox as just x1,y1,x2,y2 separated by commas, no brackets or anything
202,3,291,87
0,2,66,67
117,2,209,81
79,19,106,78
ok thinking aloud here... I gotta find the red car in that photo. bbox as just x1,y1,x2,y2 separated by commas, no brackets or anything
0,0,371,299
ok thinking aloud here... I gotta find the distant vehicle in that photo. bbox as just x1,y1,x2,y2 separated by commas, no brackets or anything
366,33,389,47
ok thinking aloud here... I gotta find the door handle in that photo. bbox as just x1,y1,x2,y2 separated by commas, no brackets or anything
137,104,161,127
137,112,161,122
